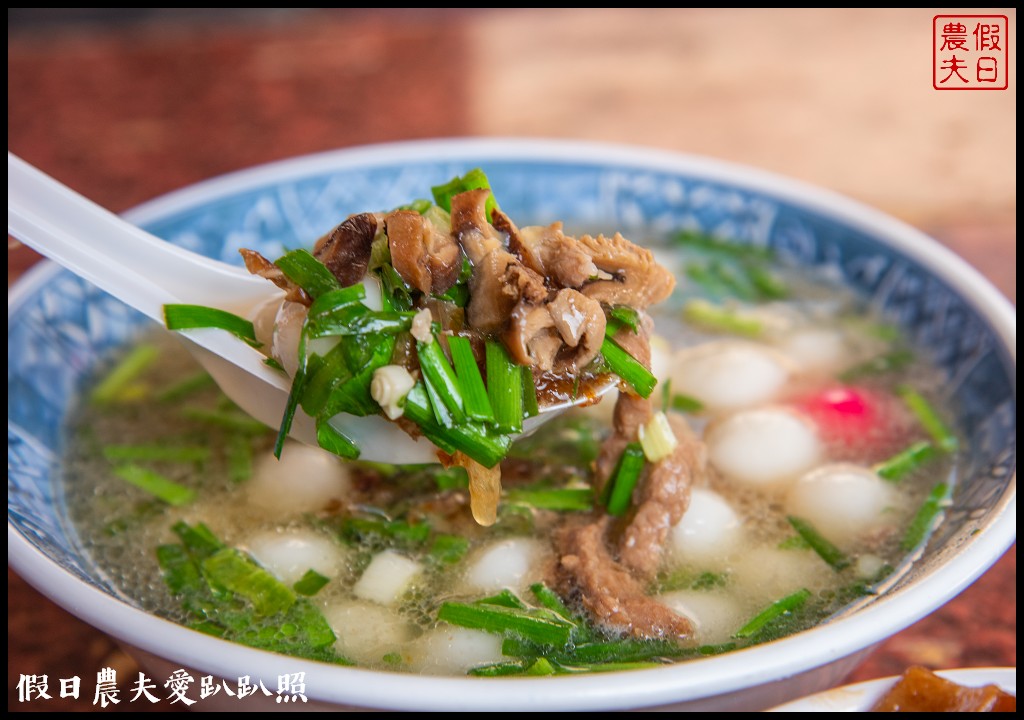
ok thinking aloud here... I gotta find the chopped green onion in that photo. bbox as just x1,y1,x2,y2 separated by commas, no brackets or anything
638,411,678,463
428,534,470,565
746,264,789,300
898,386,958,452
103,444,209,464
418,339,466,424
164,305,260,347
608,306,641,333
437,601,573,647
682,299,762,337
274,248,341,299
91,344,159,404
604,442,646,516
431,168,499,219
874,441,937,483
902,482,951,551
113,464,196,506
734,588,811,639
671,230,774,261
403,384,511,467
395,198,433,214
315,417,361,460
181,407,269,435
202,548,295,616
226,435,252,484
562,638,693,664
839,349,914,381
448,336,494,422
486,341,524,433
293,569,331,597
157,371,215,403
505,487,593,512
786,516,850,571
529,583,576,623
600,336,656,398
263,357,285,371
274,334,308,459
670,394,704,413
521,366,540,418
476,589,528,610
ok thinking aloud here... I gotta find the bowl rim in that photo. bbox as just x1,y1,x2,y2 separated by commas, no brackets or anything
8,137,1017,711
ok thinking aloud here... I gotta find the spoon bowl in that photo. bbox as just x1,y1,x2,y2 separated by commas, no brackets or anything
7,153,613,464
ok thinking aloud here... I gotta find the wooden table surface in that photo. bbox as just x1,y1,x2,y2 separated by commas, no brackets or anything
8,9,1015,711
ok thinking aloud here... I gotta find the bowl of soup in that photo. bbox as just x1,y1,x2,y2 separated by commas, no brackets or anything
8,138,1016,711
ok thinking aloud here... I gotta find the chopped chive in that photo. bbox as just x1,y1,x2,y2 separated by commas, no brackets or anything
91,344,159,404
432,169,499,218
171,520,224,557
672,230,774,261
476,589,528,610
156,371,215,403
437,601,573,647
263,357,285,372
786,516,850,571
293,569,331,597
521,366,540,418
448,335,494,422
670,394,704,413
417,339,466,424
505,487,593,512
103,443,210,464
746,264,789,299
565,638,693,664
682,299,762,337
226,435,253,483
734,588,811,639
163,305,260,347
202,548,296,616
604,442,646,516
898,386,958,452
274,249,341,299
608,306,641,333
529,583,578,627
486,341,524,433
874,441,937,483
902,482,951,551
395,198,433,215
525,658,557,676
839,349,915,381
181,408,269,435
113,464,197,506
428,534,470,565
315,417,361,460
600,337,657,398
275,334,308,459
403,384,511,467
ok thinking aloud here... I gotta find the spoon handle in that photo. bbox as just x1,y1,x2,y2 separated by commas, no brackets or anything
7,152,269,320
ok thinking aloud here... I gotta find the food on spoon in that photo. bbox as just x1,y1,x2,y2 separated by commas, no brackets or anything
185,170,675,525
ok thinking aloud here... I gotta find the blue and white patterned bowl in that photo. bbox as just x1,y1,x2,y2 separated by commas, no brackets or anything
8,139,1016,711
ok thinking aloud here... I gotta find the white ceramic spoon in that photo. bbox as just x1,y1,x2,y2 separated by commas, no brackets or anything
7,153,612,464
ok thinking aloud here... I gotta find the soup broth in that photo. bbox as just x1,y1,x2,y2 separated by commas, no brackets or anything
64,229,956,675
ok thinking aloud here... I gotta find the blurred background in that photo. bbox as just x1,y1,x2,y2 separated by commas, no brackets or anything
8,8,1015,711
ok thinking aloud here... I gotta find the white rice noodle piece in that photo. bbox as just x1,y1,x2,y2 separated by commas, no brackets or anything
657,590,744,646
353,550,422,606
669,487,744,565
247,441,352,515
406,626,504,676
669,340,793,411
706,406,822,489
244,528,347,585
463,538,549,594
785,463,897,547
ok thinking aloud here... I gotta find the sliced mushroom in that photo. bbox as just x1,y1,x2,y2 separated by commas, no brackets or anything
505,302,562,371
504,290,607,374
239,248,308,304
578,232,675,309
385,210,461,295
513,223,599,289
450,188,505,264
313,213,378,288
